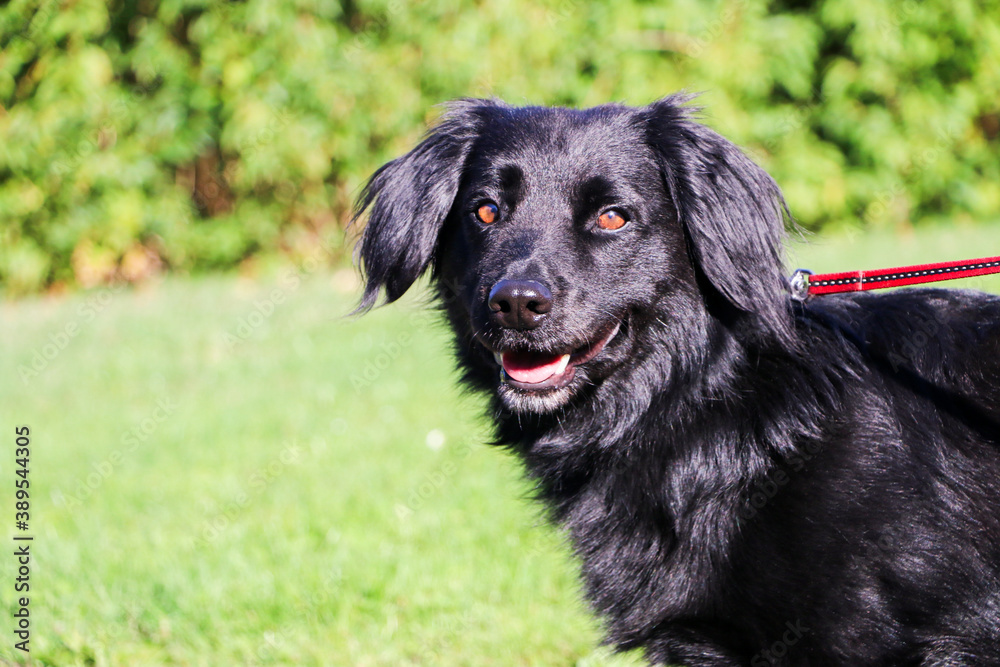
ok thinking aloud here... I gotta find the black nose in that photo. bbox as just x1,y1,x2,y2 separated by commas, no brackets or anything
488,280,552,330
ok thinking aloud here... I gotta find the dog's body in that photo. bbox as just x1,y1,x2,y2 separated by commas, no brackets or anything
354,96,1000,665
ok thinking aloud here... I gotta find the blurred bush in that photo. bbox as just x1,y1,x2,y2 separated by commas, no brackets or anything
1,0,998,295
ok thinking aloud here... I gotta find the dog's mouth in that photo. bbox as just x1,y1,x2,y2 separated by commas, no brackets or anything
486,319,623,392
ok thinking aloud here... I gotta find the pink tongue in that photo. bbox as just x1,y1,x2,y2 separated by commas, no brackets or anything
502,351,570,384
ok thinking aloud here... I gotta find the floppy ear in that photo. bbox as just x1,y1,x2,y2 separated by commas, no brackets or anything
352,101,487,311
644,95,792,339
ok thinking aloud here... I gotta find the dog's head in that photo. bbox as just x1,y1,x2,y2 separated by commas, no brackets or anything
354,96,792,414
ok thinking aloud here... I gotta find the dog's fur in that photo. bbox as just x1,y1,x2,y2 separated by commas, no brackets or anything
353,96,1000,665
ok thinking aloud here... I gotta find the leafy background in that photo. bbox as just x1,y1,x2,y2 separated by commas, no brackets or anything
1,0,998,296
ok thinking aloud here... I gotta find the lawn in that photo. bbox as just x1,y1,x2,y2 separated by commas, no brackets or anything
1,223,998,666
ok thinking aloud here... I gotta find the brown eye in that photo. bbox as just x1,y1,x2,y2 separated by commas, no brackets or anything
597,209,627,231
475,202,498,224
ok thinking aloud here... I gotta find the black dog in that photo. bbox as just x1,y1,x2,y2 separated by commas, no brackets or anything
353,95,1000,665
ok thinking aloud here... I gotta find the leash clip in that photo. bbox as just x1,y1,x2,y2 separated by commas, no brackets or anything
789,269,813,303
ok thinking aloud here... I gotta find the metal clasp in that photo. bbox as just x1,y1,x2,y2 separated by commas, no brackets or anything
789,269,813,303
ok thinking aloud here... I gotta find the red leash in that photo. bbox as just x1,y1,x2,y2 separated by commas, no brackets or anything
790,255,1000,301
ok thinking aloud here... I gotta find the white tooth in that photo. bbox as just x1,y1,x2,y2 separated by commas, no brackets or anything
554,354,571,375
494,351,504,365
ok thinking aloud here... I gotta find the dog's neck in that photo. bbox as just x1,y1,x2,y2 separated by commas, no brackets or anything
491,364,771,645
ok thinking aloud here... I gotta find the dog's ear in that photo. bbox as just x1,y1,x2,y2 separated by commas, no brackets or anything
352,101,489,311
644,95,792,340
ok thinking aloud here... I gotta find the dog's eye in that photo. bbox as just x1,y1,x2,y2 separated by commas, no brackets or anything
475,202,499,224
597,209,628,231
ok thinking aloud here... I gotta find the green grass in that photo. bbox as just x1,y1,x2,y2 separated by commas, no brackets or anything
0,223,997,666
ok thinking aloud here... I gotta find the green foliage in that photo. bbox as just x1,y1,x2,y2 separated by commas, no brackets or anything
1,0,998,295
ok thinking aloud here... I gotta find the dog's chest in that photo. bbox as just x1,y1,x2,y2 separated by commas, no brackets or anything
533,444,738,637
